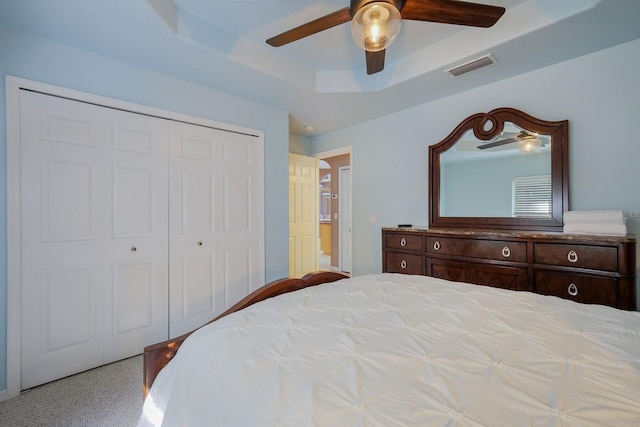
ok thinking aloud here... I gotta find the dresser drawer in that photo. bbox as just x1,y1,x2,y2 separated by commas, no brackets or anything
534,270,617,307
385,233,423,251
534,243,618,272
426,258,465,283
468,263,528,291
426,237,526,263
384,252,424,275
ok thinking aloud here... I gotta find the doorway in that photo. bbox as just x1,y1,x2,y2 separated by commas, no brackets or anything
314,149,352,275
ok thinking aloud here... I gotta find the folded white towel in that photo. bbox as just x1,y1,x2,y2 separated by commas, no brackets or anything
563,210,626,225
563,223,628,236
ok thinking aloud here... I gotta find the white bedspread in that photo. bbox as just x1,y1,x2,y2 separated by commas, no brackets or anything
139,273,640,426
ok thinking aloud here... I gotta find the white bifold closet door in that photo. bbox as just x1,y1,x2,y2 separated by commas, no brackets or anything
20,90,169,389
168,122,263,337
19,89,263,389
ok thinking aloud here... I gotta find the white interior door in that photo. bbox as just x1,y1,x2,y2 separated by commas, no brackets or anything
169,122,264,338
19,90,169,389
339,166,352,273
288,154,319,278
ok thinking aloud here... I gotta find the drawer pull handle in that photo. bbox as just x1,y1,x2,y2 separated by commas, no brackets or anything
567,250,578,263
400,238,407,247
568,283,578,296
131,246,137,252
197,241,203,246
401,260,407,269
433,241,441,251
502,246,511,258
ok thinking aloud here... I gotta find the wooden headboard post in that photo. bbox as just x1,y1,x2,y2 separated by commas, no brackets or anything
142,271,349,398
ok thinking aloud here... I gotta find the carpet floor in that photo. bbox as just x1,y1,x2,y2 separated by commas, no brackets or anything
0,355,143,426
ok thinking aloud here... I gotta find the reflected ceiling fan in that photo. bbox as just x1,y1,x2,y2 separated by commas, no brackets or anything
478,130,543,151
266,0,506,75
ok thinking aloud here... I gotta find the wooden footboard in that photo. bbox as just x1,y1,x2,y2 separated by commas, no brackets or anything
143,271,350,397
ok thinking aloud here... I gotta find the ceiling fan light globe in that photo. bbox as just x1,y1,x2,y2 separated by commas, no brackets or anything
364,35,389,51
351,2,401,52
518,137,542,152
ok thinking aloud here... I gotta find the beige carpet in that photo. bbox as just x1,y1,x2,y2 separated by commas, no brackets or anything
0,355,143,426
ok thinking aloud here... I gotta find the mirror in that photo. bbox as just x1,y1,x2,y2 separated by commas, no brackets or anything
429,108,569,231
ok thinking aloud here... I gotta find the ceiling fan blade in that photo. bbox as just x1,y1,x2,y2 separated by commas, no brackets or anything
401,0,506,28
499,132,520,138
477,137,518,150
266,7,352,47
366,50,385,75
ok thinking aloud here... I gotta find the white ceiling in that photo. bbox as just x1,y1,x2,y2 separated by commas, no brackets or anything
1,0,639,136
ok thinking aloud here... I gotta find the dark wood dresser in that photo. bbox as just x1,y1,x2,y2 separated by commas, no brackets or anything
382,227,637,310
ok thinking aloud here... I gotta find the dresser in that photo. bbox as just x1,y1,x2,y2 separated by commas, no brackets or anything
382,228,637,310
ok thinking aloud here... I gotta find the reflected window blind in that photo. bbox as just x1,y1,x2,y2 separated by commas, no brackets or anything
512,175,552,218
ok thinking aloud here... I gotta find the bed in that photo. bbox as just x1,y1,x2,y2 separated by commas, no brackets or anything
138,271,640,426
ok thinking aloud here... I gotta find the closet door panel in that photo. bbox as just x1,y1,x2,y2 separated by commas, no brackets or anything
103,108,169,363
169,123,263,338
224,174,251,231
23,266,101,389
181,253,216,318
182,170,215,233
221,173,254,304
179,170,216,320
42,160,95,241
20,91,106,389
220,134,263,292
169,123,221,337
20,91,169,387
223,248,252,308
112,165,154,237
112,262,154,332
45,268,94,350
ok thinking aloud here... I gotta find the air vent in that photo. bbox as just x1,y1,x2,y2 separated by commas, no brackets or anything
445,54,497,77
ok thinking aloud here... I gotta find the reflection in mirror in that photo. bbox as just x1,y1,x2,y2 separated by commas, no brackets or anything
429,108,569,232
440,122,552,218
320,173,331,221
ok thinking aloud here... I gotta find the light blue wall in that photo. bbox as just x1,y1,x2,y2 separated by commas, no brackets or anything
289,134,312,156
309,38,640,299
0,26,290,390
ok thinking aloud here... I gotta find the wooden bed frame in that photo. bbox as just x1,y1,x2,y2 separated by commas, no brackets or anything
143,271,350,397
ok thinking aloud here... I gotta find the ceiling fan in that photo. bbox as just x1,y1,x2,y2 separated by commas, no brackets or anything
477,130,543,151
266,0,506,75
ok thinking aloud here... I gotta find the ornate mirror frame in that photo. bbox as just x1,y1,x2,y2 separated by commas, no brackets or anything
429,107,569,231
